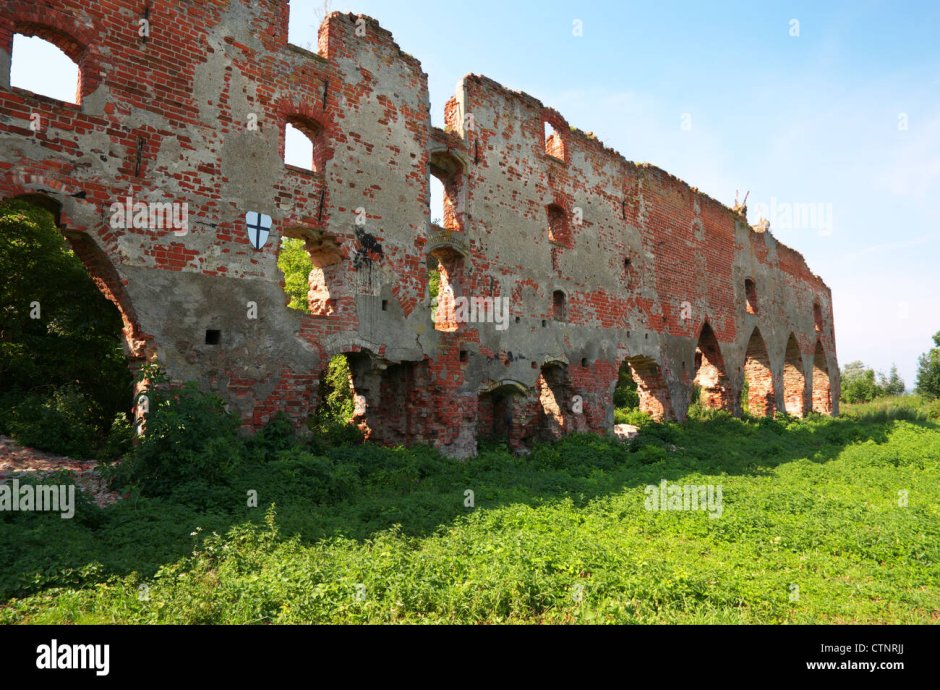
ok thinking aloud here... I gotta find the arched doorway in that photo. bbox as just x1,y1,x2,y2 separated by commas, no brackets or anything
782,334,806,417
742,328,775,417
538,362,586,440
812,340,832,414
0,196,135,456
617,356,673,421
478,381,529,450
693,323,732,411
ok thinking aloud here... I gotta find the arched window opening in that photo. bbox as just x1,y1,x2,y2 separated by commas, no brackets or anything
547,204,570,245
0,197,134,457
552,290,567,322
277,237,314,312
277,230,343,316
429,248,464,332
10,34,81,104
745,278,758,315
429,151,463,231
283,118,323,173
538,363,585,440
617,356,673,421
429,175,446,227
477,381,532,452
544,120,565,161
693,323,732,411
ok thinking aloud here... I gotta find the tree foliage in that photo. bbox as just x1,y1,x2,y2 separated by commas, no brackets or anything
916,331,940,400
613,363,640,409
317,354,355,424
878,364,906,397
841,360,905,403
0,199,131,455
278,237,313,313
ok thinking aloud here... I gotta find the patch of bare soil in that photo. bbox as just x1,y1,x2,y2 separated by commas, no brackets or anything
0,436,122,508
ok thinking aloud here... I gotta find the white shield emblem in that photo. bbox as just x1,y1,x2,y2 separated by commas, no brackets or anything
245,211,272,250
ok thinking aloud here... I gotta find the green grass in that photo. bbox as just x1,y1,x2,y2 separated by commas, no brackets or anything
2,408,939,624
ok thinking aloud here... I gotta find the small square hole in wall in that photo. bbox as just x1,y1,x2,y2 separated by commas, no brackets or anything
459,350,468,362
515,316,521,324
205,329,221,345
381,300,389,311
541,319,547,328
624,257,632,269
581,358,589,368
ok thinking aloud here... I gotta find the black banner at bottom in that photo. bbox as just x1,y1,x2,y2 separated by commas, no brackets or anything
0,625,932,681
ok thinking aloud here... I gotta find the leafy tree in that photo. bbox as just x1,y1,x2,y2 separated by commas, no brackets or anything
877,364,906,397
916,332,940,400
841,360,906,403
0,199,130,451
840,360,881,404
278,237,313,312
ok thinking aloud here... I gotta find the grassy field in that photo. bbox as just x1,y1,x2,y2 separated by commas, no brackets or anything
1,400,939,624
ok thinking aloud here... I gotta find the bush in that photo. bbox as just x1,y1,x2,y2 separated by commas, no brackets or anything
113,380,242,495
924,397,940,420
317,355,355,424
266,449,359,504
98,412,134,461
308,419,364,451
614,407,653,427
308,354,362,449
613,366,640,408
6,385,100,458
247,413,299,461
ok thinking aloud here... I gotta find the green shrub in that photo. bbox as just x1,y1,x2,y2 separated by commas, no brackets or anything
267,449,359,504
841,395,928,423
308,354,362,449
6,385,100,458
98,412,134,461
114,380,242,495
247,412,298,461
613,365,640,408
317,355,355,424
308,419,364,450
614,407,653,427
924,397,940,420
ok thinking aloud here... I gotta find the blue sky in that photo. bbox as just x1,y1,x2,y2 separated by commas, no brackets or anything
12,0,940,387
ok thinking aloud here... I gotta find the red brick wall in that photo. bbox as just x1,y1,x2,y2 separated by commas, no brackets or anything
0,3,840,458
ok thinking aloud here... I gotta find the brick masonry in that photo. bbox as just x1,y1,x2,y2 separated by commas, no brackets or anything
0,2,839,458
